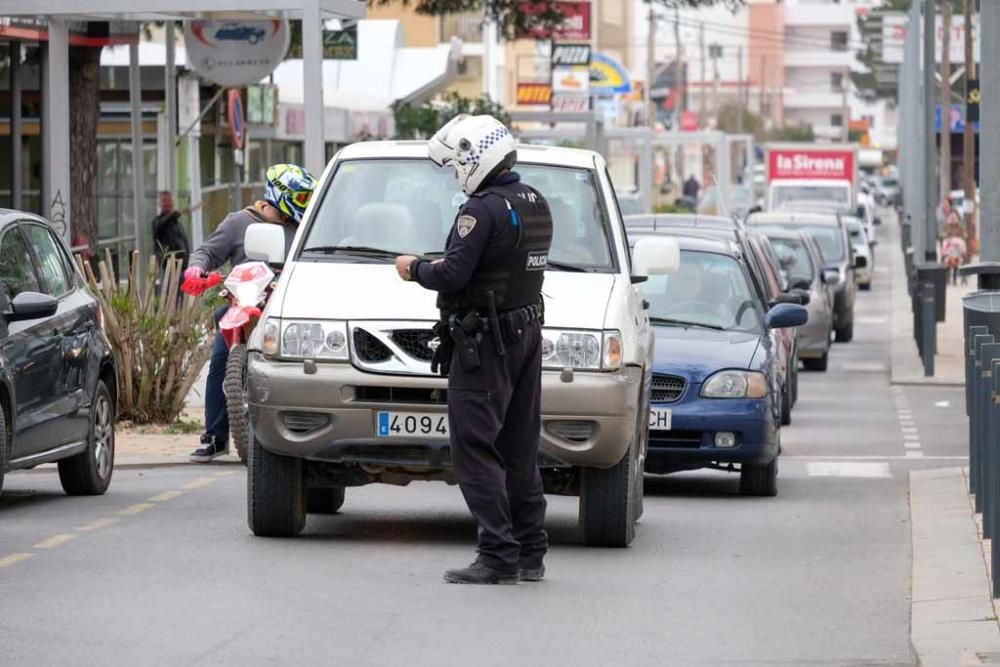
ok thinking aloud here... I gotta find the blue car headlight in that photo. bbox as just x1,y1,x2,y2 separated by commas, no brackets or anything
701,370,767,399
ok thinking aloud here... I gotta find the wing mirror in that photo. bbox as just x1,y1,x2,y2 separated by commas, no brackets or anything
5,291,58,322
631,236,680,283
766,303,808,329
822,268,840,285
244,223,288,268
854,255,868,269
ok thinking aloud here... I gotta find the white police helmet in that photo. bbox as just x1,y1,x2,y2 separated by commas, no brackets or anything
427,114,517,195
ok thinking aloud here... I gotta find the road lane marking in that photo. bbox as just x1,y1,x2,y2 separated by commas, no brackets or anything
0,553,34,568
118,502,156,516
788,455,967,461
902,427,918,433
182,477,215,490
857,317,888,325
77,517,119,532
213,470,237,477
32,533,76,549
904,433,921,440
904,441,922,449
807,462,892,478
148,490,184,503
906,451,925,458
935,400,951,408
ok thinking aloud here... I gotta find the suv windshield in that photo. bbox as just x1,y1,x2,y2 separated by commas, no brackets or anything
641,250,761,333
767,236,814,285
301,159,614,271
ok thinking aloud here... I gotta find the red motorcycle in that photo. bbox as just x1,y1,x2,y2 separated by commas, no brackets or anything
182,261,276,463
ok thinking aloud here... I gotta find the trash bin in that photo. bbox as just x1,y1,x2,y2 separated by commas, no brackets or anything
916,263,948,322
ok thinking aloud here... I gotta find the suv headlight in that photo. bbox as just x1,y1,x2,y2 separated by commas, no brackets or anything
261,318,349,361
541,329,622,371
701,370,767,398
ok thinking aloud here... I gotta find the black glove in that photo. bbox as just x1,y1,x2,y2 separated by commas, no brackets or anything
430,321,454,377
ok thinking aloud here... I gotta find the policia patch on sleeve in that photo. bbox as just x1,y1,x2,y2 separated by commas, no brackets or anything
526,251,548,271
456,215,477,238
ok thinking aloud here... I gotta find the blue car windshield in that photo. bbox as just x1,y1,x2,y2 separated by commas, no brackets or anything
641,251,762,333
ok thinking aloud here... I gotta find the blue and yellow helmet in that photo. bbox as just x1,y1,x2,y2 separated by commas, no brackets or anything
264,164,317,223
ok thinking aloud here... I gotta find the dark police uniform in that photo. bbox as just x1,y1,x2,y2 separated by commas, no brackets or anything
409,171,553,574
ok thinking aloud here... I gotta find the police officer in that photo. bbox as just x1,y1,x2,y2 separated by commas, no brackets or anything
394,115,553,585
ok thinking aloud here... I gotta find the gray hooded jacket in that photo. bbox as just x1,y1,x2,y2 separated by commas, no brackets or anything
188,207,298,272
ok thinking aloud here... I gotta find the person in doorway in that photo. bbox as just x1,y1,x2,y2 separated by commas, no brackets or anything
395,115,553,585
183,164,317,462
682,174,701,202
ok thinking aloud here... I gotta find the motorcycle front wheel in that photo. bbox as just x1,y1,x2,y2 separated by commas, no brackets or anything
224,344,250,465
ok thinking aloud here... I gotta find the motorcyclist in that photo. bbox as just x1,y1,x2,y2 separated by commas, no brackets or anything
185,164,317,462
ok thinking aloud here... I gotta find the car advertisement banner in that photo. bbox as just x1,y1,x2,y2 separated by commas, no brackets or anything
184,19,289,88
767,149,855,182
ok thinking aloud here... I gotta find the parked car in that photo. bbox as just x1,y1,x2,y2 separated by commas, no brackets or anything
630,231,807,496
747,211,858,343
845,217,874,290
0,210,117,497
243,142,680,546
858,191,879,232
874,176,900,207
615,191,644,216
756,228,834,371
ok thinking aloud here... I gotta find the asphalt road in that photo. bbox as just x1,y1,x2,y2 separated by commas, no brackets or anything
0,219,968,666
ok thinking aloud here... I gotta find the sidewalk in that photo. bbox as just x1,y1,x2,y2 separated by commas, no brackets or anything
909,468,1000,665
889,210,973,386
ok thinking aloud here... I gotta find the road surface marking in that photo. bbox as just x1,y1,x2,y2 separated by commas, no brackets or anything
901,426,918,433
77,517,119,532
807,462,892,478
118,502,156,516
182,477,215,490
33,533,75,549
904,433,921,441
900,419,915,426
857,317,888,325
148,490,184,503
906,451,925,458
842,362,887,372
787,455,967,461
0,553,33,569
213,470,237,477
904,441,922,449
935,400,951,408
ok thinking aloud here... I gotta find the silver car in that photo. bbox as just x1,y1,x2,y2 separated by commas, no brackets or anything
756,229,835,371
845,217,874,290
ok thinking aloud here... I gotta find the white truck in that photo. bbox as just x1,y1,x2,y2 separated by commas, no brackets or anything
765,143,860,213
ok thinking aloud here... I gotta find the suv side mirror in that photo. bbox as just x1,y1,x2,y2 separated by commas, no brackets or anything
632,236,680,280
5,291,58,322
854,255,868,269
245,223,287,267
822,268,840,285
791,277,812,291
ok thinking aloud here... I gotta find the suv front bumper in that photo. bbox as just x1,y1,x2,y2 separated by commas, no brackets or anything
247,353,642,470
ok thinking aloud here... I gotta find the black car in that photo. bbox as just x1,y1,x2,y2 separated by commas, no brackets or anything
0,210,117,497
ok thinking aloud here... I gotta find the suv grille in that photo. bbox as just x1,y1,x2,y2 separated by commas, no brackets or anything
390,329,436,362
353,328,393,362
651,374,685,403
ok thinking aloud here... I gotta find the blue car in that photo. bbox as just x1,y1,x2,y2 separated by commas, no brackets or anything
633,232,807,496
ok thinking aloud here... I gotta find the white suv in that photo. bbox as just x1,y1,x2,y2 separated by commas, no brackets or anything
243,141,677,546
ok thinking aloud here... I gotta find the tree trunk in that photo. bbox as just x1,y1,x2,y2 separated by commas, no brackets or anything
939,0,952,204
69,44,102,255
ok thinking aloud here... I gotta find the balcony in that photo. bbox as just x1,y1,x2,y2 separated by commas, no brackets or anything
783,49,855,69
783,91,845,110
784,4,856,27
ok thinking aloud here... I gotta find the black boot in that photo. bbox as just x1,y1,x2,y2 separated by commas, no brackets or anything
443,559,519,585
519,558,545,582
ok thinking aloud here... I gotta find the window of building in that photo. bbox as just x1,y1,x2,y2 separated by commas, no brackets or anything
831,31,848,52
831,113,844,127
831,72,844,92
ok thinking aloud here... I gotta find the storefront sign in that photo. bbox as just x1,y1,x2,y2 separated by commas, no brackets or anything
184,19,289,87
520,1,591,41
517,83,553,106
551,94,589,112
247,84,277,125
589,52,631,95
552,65,590,94
551,43,591,67
768,149,855,181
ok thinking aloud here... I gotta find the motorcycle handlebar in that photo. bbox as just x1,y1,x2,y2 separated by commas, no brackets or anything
180,272,223,296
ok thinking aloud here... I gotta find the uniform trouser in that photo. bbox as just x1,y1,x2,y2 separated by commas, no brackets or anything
447,320,548,571
204,306,230,444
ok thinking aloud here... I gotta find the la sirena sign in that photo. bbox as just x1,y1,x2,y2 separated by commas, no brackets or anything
768,149,854,181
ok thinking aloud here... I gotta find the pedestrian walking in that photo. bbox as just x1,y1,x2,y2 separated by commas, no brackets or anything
394,115,554,585
941,219,967,286
153,191,196,269
184,164,316,462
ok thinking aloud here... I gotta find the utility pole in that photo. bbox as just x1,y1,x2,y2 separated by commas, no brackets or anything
646,7,656,129
939,0,952,204
673,7,684,113
923,0,939,262
711,44,721,117
737,46,744,134
841,73,850,142
982,0,1000,262
759,54,767,121
963,0,977,252
699,21,706,124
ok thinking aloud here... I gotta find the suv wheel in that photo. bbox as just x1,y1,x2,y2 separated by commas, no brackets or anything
224,344,249,465
835,320,854,343
58,380,114,496
579,431,637,547
740,458,778,497
247,429,306,537
307,487,346,514
0,402,7,498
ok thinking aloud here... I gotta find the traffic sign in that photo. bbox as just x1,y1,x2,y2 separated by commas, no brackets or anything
227,89,245,150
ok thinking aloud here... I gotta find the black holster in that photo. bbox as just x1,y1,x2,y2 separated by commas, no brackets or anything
449,313,482,373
